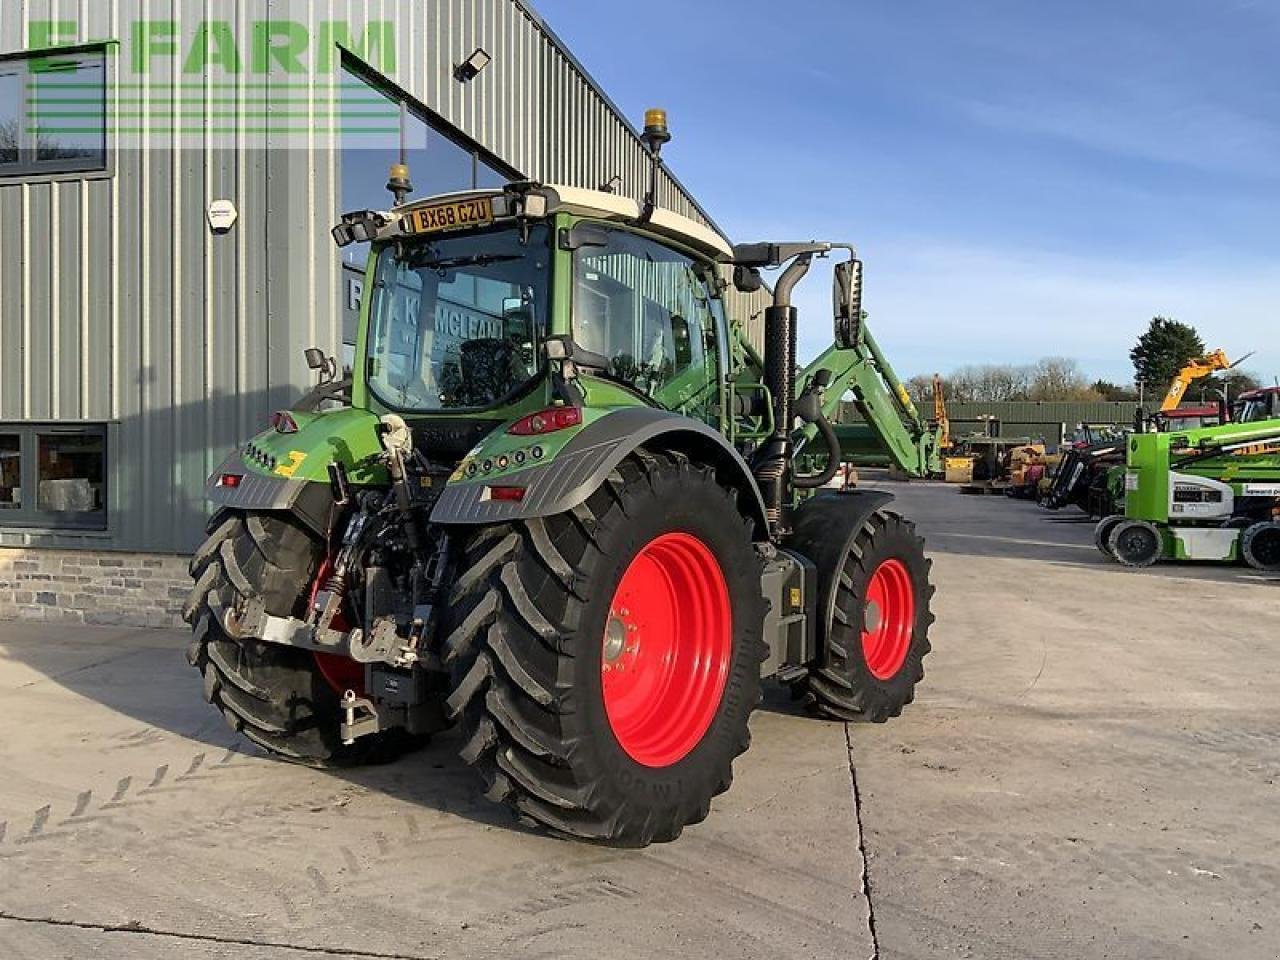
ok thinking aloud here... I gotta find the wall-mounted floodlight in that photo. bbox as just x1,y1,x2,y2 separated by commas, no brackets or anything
454,47,492,82
599,175,622,194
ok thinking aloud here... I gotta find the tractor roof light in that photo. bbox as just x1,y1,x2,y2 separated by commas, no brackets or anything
643,108,671,148
507,406,582,436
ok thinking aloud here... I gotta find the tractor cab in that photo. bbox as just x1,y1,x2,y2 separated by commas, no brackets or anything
332,182,736,443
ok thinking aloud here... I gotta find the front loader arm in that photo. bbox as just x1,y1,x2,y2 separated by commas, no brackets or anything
796,324,940,477
731,308,939,477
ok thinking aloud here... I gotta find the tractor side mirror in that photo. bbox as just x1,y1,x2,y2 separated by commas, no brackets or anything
304,347,337,385
733,265,763,294
833,258,863,349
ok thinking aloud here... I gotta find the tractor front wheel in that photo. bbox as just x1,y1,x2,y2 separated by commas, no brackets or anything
443,451,766,846
802,511,934,722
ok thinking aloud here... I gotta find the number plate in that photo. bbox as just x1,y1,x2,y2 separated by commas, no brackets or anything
402,197,494,235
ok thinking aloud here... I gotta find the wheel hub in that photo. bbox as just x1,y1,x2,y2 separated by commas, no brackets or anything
860,558,916,681
864,600,883,634
600,532,732,768
603,613,630,663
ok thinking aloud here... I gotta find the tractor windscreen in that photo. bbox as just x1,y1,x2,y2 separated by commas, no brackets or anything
365,225,550,412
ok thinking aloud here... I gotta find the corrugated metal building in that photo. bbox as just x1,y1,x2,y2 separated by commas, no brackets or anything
0,0,755,575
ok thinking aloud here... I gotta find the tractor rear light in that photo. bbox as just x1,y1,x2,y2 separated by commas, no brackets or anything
271,410,298,434
487,485,527,502
219,473,243,488
507,406,582,436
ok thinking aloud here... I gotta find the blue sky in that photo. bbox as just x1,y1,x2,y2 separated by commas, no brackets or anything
535,0,1280,384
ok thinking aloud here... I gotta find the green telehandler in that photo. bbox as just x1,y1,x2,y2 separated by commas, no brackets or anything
185,112,937,846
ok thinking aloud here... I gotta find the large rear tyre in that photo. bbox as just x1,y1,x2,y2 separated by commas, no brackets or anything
443,451,766,846
184,512,421,766
802,511,933,722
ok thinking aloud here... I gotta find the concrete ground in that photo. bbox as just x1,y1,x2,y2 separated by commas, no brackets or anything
1,480,1277,959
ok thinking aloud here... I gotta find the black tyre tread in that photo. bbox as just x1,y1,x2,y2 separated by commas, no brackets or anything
185,512,422,768
1094,515,1123,560
444,451,766,846
1109,520,1162,569
1242,521,1280,572
804,510,935,723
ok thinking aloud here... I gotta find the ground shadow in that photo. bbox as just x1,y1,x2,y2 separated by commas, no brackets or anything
0,619,529,835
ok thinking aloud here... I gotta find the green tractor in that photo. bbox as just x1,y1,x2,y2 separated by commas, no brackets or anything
185,114,935,845
1095,418,1280,569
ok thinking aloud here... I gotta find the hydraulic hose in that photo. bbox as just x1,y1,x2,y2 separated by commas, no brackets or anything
793,413,842,488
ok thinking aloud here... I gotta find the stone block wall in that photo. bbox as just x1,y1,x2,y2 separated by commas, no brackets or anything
0,548,191,629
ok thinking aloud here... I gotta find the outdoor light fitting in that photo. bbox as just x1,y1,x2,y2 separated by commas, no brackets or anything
454,47,492,82
599,175,622,194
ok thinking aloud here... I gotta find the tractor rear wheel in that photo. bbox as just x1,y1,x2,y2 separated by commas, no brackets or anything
802,511,933,723
443,451,766,846
184,512,421,766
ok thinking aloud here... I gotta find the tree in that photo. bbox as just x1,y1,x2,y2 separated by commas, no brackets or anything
1091,379,1138,401
1028,357,1099,401
1198,369,1263,404
948,364,1033,403
1130,317,1206,394
904,374,937,407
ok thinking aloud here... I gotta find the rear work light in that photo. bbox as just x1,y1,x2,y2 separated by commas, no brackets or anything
507,406,582,436
487,485,527,502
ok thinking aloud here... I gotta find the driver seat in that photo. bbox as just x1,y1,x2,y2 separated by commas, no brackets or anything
459,338,527,406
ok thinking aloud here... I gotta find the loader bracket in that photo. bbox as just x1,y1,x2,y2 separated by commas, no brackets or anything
784,489,895,665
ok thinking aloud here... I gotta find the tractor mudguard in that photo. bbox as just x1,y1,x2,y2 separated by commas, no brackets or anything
785,489,895,660
203,449,335,537
430,406,770,537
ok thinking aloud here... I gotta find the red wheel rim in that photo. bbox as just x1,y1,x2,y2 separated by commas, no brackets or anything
861,558,916,681
601,532,732,768
308,557,365,696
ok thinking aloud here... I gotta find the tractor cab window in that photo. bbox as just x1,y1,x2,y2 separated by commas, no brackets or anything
573,228,721,422
365,225,550,411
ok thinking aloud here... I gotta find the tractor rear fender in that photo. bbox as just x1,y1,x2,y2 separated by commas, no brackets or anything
430,407,770,539
784,489,896,665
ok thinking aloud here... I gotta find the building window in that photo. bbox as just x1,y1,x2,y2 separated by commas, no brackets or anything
0,424,108,530
0,45,108,179
0,434,20,510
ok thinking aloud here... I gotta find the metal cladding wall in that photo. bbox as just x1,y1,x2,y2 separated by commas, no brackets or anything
0,0,762,553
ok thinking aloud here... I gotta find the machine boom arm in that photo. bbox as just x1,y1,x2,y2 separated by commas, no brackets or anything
794,320,942,477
